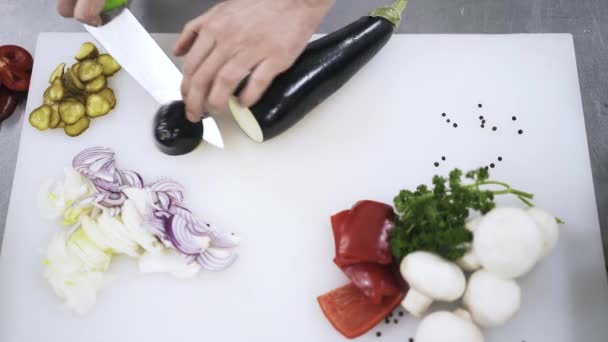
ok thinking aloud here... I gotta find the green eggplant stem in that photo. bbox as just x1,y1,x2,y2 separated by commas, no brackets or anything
103,0,128,12
370,0,409,29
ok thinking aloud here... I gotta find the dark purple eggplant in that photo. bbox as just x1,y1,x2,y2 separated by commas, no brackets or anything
153,100,203,155
229,0,408,142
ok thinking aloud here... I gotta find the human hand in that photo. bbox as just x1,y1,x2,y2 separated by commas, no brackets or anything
57,0,106,26
174,0,335,122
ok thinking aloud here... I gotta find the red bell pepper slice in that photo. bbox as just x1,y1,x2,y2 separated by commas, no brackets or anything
332,200,395,267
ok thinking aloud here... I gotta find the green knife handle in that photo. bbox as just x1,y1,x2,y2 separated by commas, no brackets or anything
104,0,128,12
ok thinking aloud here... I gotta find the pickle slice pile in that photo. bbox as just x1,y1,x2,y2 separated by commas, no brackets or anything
29,42,122,136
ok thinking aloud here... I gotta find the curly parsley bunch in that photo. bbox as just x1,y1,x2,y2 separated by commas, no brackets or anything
390,168,535,261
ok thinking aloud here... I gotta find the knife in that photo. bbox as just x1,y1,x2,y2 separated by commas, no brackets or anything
84,0,224,149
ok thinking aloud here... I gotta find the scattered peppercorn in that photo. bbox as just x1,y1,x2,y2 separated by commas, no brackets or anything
453,123,458,128
490,163,495,168
434,162,439,167
393,319,398,324
518,129,524,134
442,113,446,117
441,156,446,161
478,104,483,108
492,126,497,131
376,331,382,337
498,156,503,161
512,116,517,121
398,311,404,317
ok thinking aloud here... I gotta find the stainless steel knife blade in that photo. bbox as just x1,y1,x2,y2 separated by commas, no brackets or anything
85,9,224,148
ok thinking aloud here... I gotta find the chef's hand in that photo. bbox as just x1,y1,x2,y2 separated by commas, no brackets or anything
57,0,106,26
175,0,335,122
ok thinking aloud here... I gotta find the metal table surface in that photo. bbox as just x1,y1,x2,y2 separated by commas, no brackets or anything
1,0,607,264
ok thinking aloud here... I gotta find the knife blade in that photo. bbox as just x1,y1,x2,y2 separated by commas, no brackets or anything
84,8,224,148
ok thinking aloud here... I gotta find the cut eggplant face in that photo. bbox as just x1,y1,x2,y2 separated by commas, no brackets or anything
153,101,203,156
229,97,263,143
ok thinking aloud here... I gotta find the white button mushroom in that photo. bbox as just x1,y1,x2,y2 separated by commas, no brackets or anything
526,207,559,258
415,309,484,342
463,269,521,327
474,208,543,279
400,251,466,317
458,217,483,272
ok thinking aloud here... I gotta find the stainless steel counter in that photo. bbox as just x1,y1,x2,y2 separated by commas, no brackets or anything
1,0,606,262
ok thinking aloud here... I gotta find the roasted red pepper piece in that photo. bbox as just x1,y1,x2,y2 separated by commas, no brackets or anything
317,283,404,339
332,200,395,267
330,200,404,304
340,263,401,304
0,45,33,91
0,86,18,123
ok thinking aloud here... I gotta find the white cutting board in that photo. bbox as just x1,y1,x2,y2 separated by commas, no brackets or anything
1,33,607,342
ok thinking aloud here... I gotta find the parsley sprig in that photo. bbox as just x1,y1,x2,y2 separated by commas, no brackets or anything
390,168,535,261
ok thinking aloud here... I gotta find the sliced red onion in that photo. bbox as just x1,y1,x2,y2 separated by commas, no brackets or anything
197,248,237,271
72,147,239,273
91,177,122,193
120,170,144,188
183,217,239,248
73,147,114,169
149,179,184,202
143,211,167,237
99,191,126,207
156,192,172,212
184,254,198,265
166,213,208,255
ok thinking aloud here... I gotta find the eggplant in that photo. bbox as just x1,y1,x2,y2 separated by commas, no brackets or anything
153,101,203,156
229,0,408,142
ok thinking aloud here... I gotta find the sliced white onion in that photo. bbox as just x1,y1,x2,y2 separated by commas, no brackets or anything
138,249,201,279
96,211,140,257
121,199,163,252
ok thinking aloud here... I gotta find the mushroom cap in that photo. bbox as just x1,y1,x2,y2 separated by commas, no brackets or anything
474,208,543,279
400,251,466,301
458,217,483,272
416,311,484,342
466,216,483,232
526,207,559,258
464,269,521,327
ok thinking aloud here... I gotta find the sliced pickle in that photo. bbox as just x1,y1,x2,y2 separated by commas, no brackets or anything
97,88,116,109
59,100,86,124
49,104,61,129
86,94,112,118
96,54,121,76
64,116,90,137
49,63,65,83
85,75,107,93
75,42,99,61
78,60,103,82
29,105,52,131
47,78,65,102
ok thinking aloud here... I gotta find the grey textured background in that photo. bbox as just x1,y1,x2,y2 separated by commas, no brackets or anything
0,0,606,261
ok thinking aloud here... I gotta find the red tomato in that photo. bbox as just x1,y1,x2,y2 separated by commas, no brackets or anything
0,86,18,122
0,45,33,91
317,283,404,339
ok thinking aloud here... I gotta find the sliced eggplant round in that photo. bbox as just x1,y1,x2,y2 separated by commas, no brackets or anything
153,101,203,156
230,0,406,142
